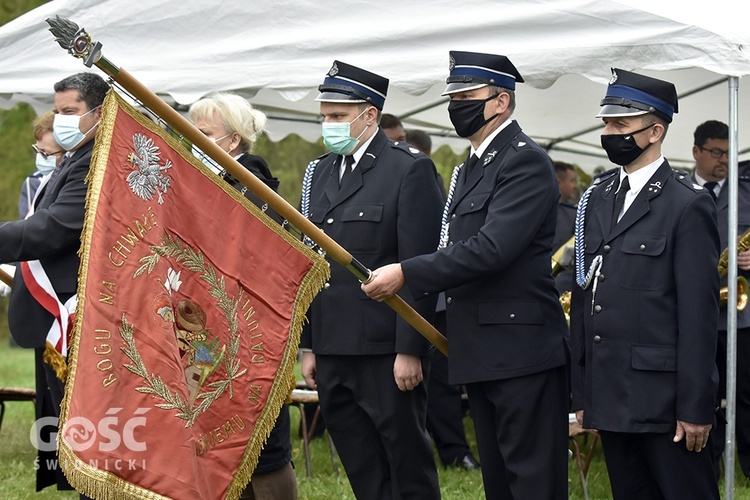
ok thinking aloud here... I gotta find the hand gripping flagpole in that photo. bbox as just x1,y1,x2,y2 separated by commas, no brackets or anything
46,16,447,356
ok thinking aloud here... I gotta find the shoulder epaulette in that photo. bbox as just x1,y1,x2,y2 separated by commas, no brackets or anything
672,170,706,193
390,140,424,157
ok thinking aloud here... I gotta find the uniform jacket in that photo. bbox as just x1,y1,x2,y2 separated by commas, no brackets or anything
401,120,569,384
571,161,720,433
692,162,750,330
0,140,94,348
301,129,443,356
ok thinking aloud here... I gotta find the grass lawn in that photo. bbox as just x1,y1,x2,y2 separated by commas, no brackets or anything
2,341,750,499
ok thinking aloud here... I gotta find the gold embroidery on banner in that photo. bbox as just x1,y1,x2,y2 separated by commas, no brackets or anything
195,415,247,456
120,231,248,428
107,208,159,267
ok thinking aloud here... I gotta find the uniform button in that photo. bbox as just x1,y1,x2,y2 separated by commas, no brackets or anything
593,335,602,343
448,241,454,246
359,212,364,217
323,282,330,290
509,313,516,320
678,175,685,180
598,274,605,282
640,244,646,251
470,202,475,208
594,304,602,313
446,297,453,305
603,245,611,252
451,213,457,220
326,218,334,224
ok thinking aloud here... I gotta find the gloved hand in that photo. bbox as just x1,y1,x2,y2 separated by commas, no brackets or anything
0,264,15,297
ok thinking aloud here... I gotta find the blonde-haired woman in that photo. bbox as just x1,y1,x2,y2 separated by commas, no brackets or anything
189,94,293,500
189,93,279,199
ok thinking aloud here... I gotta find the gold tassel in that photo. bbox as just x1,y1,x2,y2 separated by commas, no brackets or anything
43,341,68,382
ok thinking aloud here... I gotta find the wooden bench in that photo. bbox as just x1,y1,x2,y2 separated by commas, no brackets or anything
0,387,36,433
289,386,339,477
568,413,599,500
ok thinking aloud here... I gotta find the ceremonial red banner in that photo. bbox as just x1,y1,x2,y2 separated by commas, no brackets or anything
58,90,328,499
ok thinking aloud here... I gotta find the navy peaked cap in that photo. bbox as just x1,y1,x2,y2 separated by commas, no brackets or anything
316,61,389,110
597,68,678,123
443,51,524,96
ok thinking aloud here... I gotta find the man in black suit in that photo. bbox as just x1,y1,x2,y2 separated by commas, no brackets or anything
299,61,443,500
363,51,570,499
552,161,578,295
691,120,750,480
570,69,721,499
0,72,109,492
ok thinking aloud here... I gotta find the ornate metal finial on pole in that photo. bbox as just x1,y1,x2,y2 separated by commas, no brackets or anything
46,15,118,73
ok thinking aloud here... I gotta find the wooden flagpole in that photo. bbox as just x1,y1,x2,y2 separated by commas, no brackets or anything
0,267,11,287
45,16,447,355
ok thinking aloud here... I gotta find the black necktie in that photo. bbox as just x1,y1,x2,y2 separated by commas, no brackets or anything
611,176,630,227
464,154,479,179
339,155,354,188
48,154,72,186
704,181,718,202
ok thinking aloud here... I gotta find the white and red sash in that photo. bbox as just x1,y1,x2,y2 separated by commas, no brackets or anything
20,167,77,357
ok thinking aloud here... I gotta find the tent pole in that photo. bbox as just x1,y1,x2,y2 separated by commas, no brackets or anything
725,75,739,500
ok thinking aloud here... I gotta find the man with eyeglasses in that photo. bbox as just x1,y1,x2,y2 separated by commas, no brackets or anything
691,120,750,480
0,72,109,496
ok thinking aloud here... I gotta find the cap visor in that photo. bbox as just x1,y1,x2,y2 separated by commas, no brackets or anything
441,82,488,96
315,91,366,104
596,104,649,119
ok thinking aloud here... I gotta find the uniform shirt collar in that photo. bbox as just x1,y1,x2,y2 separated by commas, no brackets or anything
694,171,726,191
471,118,513,159
617,155,664,196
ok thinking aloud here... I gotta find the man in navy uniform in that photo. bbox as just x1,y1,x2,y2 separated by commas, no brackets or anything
570,69,721,499
0,72,109,493
690,120,750,480
363,51,570,499
299,61,443,500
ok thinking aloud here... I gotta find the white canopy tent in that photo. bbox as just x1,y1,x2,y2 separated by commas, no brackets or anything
1,0,749,495
0,0,748,172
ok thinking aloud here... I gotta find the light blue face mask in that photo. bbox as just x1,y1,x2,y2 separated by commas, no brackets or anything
321,108,370,155
35,153,58,175
192,134,231,174
53,107,98,150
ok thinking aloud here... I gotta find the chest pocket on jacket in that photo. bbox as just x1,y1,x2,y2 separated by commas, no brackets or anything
341,204,383,254
617,233,667,290
455,191,492,216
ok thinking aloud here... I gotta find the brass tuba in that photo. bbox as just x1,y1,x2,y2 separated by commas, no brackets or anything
717,227,750,311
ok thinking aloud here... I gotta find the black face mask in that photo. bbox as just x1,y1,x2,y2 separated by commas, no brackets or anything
448,95,499,138
600,123,655,166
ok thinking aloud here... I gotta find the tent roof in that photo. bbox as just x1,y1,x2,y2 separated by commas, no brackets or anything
1,0,749,171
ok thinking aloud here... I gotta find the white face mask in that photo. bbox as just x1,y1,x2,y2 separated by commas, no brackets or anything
53,107,98,150
35,153,58,175
192,134,231,175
